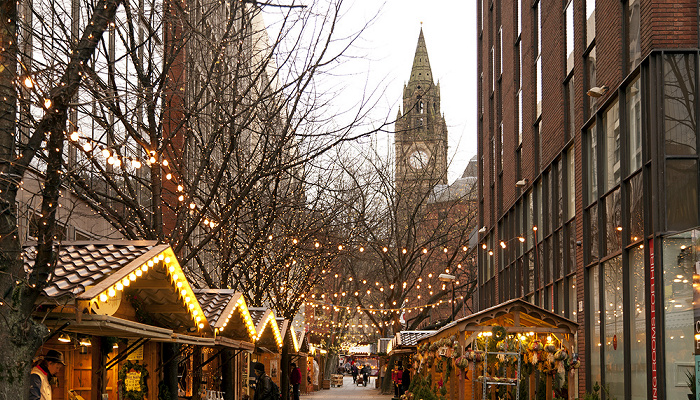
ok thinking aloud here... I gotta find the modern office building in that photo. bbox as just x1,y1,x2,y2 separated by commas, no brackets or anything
476,0,699,398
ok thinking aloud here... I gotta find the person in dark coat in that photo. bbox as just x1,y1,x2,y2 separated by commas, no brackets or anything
401,365,411,395
253,362,274,400
351,363,358,383
290,362,302,400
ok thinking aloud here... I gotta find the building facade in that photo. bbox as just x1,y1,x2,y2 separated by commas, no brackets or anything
476,0,700,399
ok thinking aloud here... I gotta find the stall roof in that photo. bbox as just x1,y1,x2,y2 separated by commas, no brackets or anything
248,307,283,350
27,241,209,334
431,299,578,337
388,331,436,355
194,290,257,342
276,317,300,352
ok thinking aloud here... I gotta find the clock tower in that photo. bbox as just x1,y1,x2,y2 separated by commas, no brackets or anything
395,28,448,199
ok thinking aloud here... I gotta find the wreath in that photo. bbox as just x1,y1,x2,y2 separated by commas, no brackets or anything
119,360,149,400
491,325,506,342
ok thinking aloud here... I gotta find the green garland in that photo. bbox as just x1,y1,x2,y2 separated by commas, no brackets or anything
119,360,149,400
491,325,506,342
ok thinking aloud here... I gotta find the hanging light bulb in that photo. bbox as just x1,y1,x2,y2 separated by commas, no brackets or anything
82,142,92,152
23,76,33,88
69,131,80,141
162,159,169,167
102,148,111,158
132,159,142,169
58,333,71,343
43,99,52,109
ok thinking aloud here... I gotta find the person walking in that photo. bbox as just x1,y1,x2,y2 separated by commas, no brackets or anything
351,363,358,383
253,362,274,400
290,362,301,400
361,364,371,387
401,365,411,396
30,350,65,400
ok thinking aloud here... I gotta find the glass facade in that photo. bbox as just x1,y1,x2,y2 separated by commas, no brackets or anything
662,230,699,399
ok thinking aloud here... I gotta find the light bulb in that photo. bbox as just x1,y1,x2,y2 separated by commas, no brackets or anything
82,142,92,152
70,131,80,141
23,77,33,88
102,149,111,158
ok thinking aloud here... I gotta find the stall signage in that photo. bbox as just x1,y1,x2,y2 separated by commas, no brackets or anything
127,340,143,361
649,239,657,400
124,371,142,392
694,261,700,400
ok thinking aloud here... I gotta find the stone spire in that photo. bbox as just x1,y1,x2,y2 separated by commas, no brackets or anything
407,28,434,91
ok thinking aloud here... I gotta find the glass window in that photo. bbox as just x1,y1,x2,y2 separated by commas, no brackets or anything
666,159,699,231
566,0,574,73
528,250,535,294
628,173,644,243
567,220,576,274
603,100,621,191
586,123,598,204
587,204,599,262
627,78,642,173
557,159,564,227
567,146,576,220
499,26,503,76
628,0,641,70
664,54,697,156
566,77,576,140
605,188,622,255
536,180,543,239
536,56,542,117
604,256,624,398
587,47,597,116
517,0,522,36
568,275,577,320
491,46,495,91
589,264,601,386
527,191,534,249
536,1,542,117
662,230,699,399
629,244,646,400
586,0,596,46
518,90,523,144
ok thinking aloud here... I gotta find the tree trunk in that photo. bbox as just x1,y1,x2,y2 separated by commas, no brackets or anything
281,342,290,400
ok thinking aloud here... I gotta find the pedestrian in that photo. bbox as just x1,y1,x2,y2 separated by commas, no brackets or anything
253,362,274,400
401,364,411,396
290,362,301,400
361,364,371,387
30,350,65,400
351,363,358,383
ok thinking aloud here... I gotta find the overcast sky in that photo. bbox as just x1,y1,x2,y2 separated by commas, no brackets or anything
266,1,477,183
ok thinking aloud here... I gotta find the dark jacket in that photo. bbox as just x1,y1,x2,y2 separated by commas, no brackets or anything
254,373,274,400
402,369,411,389
290,367,302,385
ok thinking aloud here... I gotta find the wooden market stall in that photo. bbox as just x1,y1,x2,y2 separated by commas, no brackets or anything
29,241,209,400
247,307,284,394
413,299,579,400
194,289,258,400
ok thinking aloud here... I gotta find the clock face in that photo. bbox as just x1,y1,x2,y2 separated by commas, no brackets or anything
408,149,430,169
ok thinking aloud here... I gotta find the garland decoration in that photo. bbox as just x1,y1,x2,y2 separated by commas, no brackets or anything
119,360,149,400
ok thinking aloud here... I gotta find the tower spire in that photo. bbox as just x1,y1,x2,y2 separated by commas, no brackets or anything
407,27,433,90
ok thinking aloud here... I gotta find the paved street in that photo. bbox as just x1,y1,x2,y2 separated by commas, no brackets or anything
305,376,392,400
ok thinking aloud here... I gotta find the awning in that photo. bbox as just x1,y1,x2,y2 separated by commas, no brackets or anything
41,313,173,340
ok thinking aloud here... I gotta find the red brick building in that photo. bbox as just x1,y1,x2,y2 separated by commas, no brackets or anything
477,0,700,398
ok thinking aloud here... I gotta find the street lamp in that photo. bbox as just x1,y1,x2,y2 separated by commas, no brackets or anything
438,273,456,321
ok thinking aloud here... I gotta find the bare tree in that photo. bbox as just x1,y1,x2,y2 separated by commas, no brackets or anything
0,0,121,396
313,141,479,341
0,0,385,397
